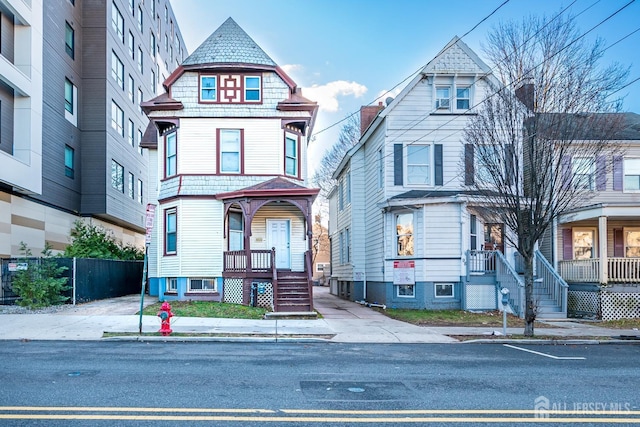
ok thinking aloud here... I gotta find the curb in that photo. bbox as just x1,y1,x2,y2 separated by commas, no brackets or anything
458,338,640,345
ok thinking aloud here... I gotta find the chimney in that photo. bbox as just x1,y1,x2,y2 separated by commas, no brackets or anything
360,102,384,136
515,79,534,112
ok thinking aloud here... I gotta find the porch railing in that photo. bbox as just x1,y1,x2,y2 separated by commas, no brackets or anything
558,258,640,284
223,249,274,274
467,250,497,275
305,250,313,309
495,251,525,318
535,250,568,315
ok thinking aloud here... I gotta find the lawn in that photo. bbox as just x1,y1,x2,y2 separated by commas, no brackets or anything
142,300,267,319
379,308,534,328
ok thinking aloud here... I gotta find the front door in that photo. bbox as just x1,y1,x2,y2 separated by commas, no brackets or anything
267,219,291,269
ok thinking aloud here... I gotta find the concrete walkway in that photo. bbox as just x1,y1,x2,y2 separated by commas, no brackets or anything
0,286,637,343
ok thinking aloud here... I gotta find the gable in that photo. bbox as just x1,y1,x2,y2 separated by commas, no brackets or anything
422,37,491,75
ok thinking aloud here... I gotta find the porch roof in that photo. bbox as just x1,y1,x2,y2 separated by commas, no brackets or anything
215,177,319,201
559,203,640,223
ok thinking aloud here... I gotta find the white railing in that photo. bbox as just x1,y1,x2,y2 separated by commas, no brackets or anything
467,250,497,275
559,258,640,283
535,250,568,314
495,251,525,318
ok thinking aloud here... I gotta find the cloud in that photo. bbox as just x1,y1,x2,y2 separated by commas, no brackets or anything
280,64,303,76
302,80,368,112
374,86,404,106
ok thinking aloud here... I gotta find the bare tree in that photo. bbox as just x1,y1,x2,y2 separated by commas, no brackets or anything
311,114,361,198
465,13,628,336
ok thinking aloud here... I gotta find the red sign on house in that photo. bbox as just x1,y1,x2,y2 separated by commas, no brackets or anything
393,260,415,285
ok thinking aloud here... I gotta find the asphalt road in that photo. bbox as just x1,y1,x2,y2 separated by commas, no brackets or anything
1,341,639,426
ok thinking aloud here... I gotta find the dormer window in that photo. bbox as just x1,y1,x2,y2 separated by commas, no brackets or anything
435,86,450,110
200,76,217,102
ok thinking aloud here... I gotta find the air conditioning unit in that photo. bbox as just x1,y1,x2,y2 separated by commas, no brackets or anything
436,98,450,109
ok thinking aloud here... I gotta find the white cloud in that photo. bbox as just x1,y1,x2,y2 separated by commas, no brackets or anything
281,64,303,76
374,86,404,106
302,80,368,112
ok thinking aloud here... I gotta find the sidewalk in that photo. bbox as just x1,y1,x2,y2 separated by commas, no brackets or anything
0,286,637,343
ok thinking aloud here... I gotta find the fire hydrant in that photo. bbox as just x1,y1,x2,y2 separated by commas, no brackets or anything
157,301,173,336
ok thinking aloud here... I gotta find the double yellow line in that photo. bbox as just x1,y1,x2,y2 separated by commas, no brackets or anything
0,407,639,423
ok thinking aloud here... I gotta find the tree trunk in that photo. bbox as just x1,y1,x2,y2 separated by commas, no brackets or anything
523,254,536,336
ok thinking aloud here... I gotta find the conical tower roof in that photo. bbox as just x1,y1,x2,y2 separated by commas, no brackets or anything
182,17,277,67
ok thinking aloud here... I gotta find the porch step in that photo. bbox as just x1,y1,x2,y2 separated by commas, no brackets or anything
275,275,312,312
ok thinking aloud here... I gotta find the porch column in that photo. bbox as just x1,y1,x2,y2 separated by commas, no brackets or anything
599,216,608,284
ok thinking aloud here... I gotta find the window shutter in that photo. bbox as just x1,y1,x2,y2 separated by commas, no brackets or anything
394,144,403,186
434,144,443,186
562,228,573,260
505,144,515,185
464,144,474,185
596,155,606,191
561,156,572,189
613,156,623,191
613,228,624,257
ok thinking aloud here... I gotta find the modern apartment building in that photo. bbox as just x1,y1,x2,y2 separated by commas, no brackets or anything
0,0,186,257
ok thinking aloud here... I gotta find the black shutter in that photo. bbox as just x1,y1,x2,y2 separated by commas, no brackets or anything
464,144,474,185
394,144,403,186
434,144,443,186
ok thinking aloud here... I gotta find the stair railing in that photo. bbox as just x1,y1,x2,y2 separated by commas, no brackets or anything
495,251,525,318
271,248,278,312
305,250,313,310
534,250,568,315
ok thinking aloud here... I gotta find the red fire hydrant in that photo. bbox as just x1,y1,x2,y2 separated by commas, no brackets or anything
157,301,173,336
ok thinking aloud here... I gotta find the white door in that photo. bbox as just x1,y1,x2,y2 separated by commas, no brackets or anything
267,219,290,269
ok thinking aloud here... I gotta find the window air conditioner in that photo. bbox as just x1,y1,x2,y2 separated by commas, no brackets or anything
436,98,450,109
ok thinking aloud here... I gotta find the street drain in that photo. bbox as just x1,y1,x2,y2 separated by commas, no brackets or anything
301,381,408,401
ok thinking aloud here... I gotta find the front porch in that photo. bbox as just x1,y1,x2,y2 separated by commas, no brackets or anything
222,248,313,312
558,258,640,284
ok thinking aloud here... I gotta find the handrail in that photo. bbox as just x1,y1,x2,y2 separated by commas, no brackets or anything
494,251,525,318
271,248,278,312
535,250,568,314
305,250,313,310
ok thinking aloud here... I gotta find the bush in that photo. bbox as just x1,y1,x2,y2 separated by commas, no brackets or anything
12,243,70,309
63,221,144,260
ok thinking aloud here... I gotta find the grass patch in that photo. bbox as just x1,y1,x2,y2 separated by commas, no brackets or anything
379,308,540,328
597,319,640,330
450,335,612,342
142,301,267,319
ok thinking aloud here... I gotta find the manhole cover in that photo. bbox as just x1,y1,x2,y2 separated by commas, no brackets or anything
300,381,408,401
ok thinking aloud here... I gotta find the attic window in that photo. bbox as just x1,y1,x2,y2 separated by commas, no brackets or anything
435,86,450,110
200,76,217,101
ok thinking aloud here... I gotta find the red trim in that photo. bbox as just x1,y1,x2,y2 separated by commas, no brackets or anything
215,187,319,200
283,133,301,179
164,131,177,179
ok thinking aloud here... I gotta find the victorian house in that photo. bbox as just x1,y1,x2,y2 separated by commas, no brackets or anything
142,18,318,312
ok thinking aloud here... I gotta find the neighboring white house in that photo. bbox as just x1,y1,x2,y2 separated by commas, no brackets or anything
142,17,319,312
328,37,525,311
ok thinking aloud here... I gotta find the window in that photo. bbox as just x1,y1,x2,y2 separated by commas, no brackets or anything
128,75,134,102
111,2,124,43
64,145,74,178
378,148,383,188
138,47,143,73
573,229,595,260
64,78,74,114
111,52,124,90
200,76,216,101
346,172,351,204
189,278,216,292
316,263,329,273
65,22,74,59
137,179,143,204
406,144,431,185
164,5,168,23
456,87,470,110
138,6,143,32
624,230,640,258
228,212,244,250
164,34,168,51
244,76,261,101
573,157,594,190
435,283,454,298
285,135,298,176
339,229,350,264
138,129,143,154
111,160,124,192
435,86,450,110
338,177,344,210
111,101,124,136
137,88,143,113
166,278,177,292
169,45,173,62
128,0,134,15
128,31,135,59
150,0,156,15
165,209,177,254
128,119,135,146
397,285,415,298
219,129,241,173
151,68,156,94
470,214,477,251
128,172,134,199
165,132,177,177
150,32,156,56
396,213,414,256
624,158,640,191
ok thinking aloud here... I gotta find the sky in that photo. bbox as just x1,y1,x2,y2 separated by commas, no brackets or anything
170,0,640,176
